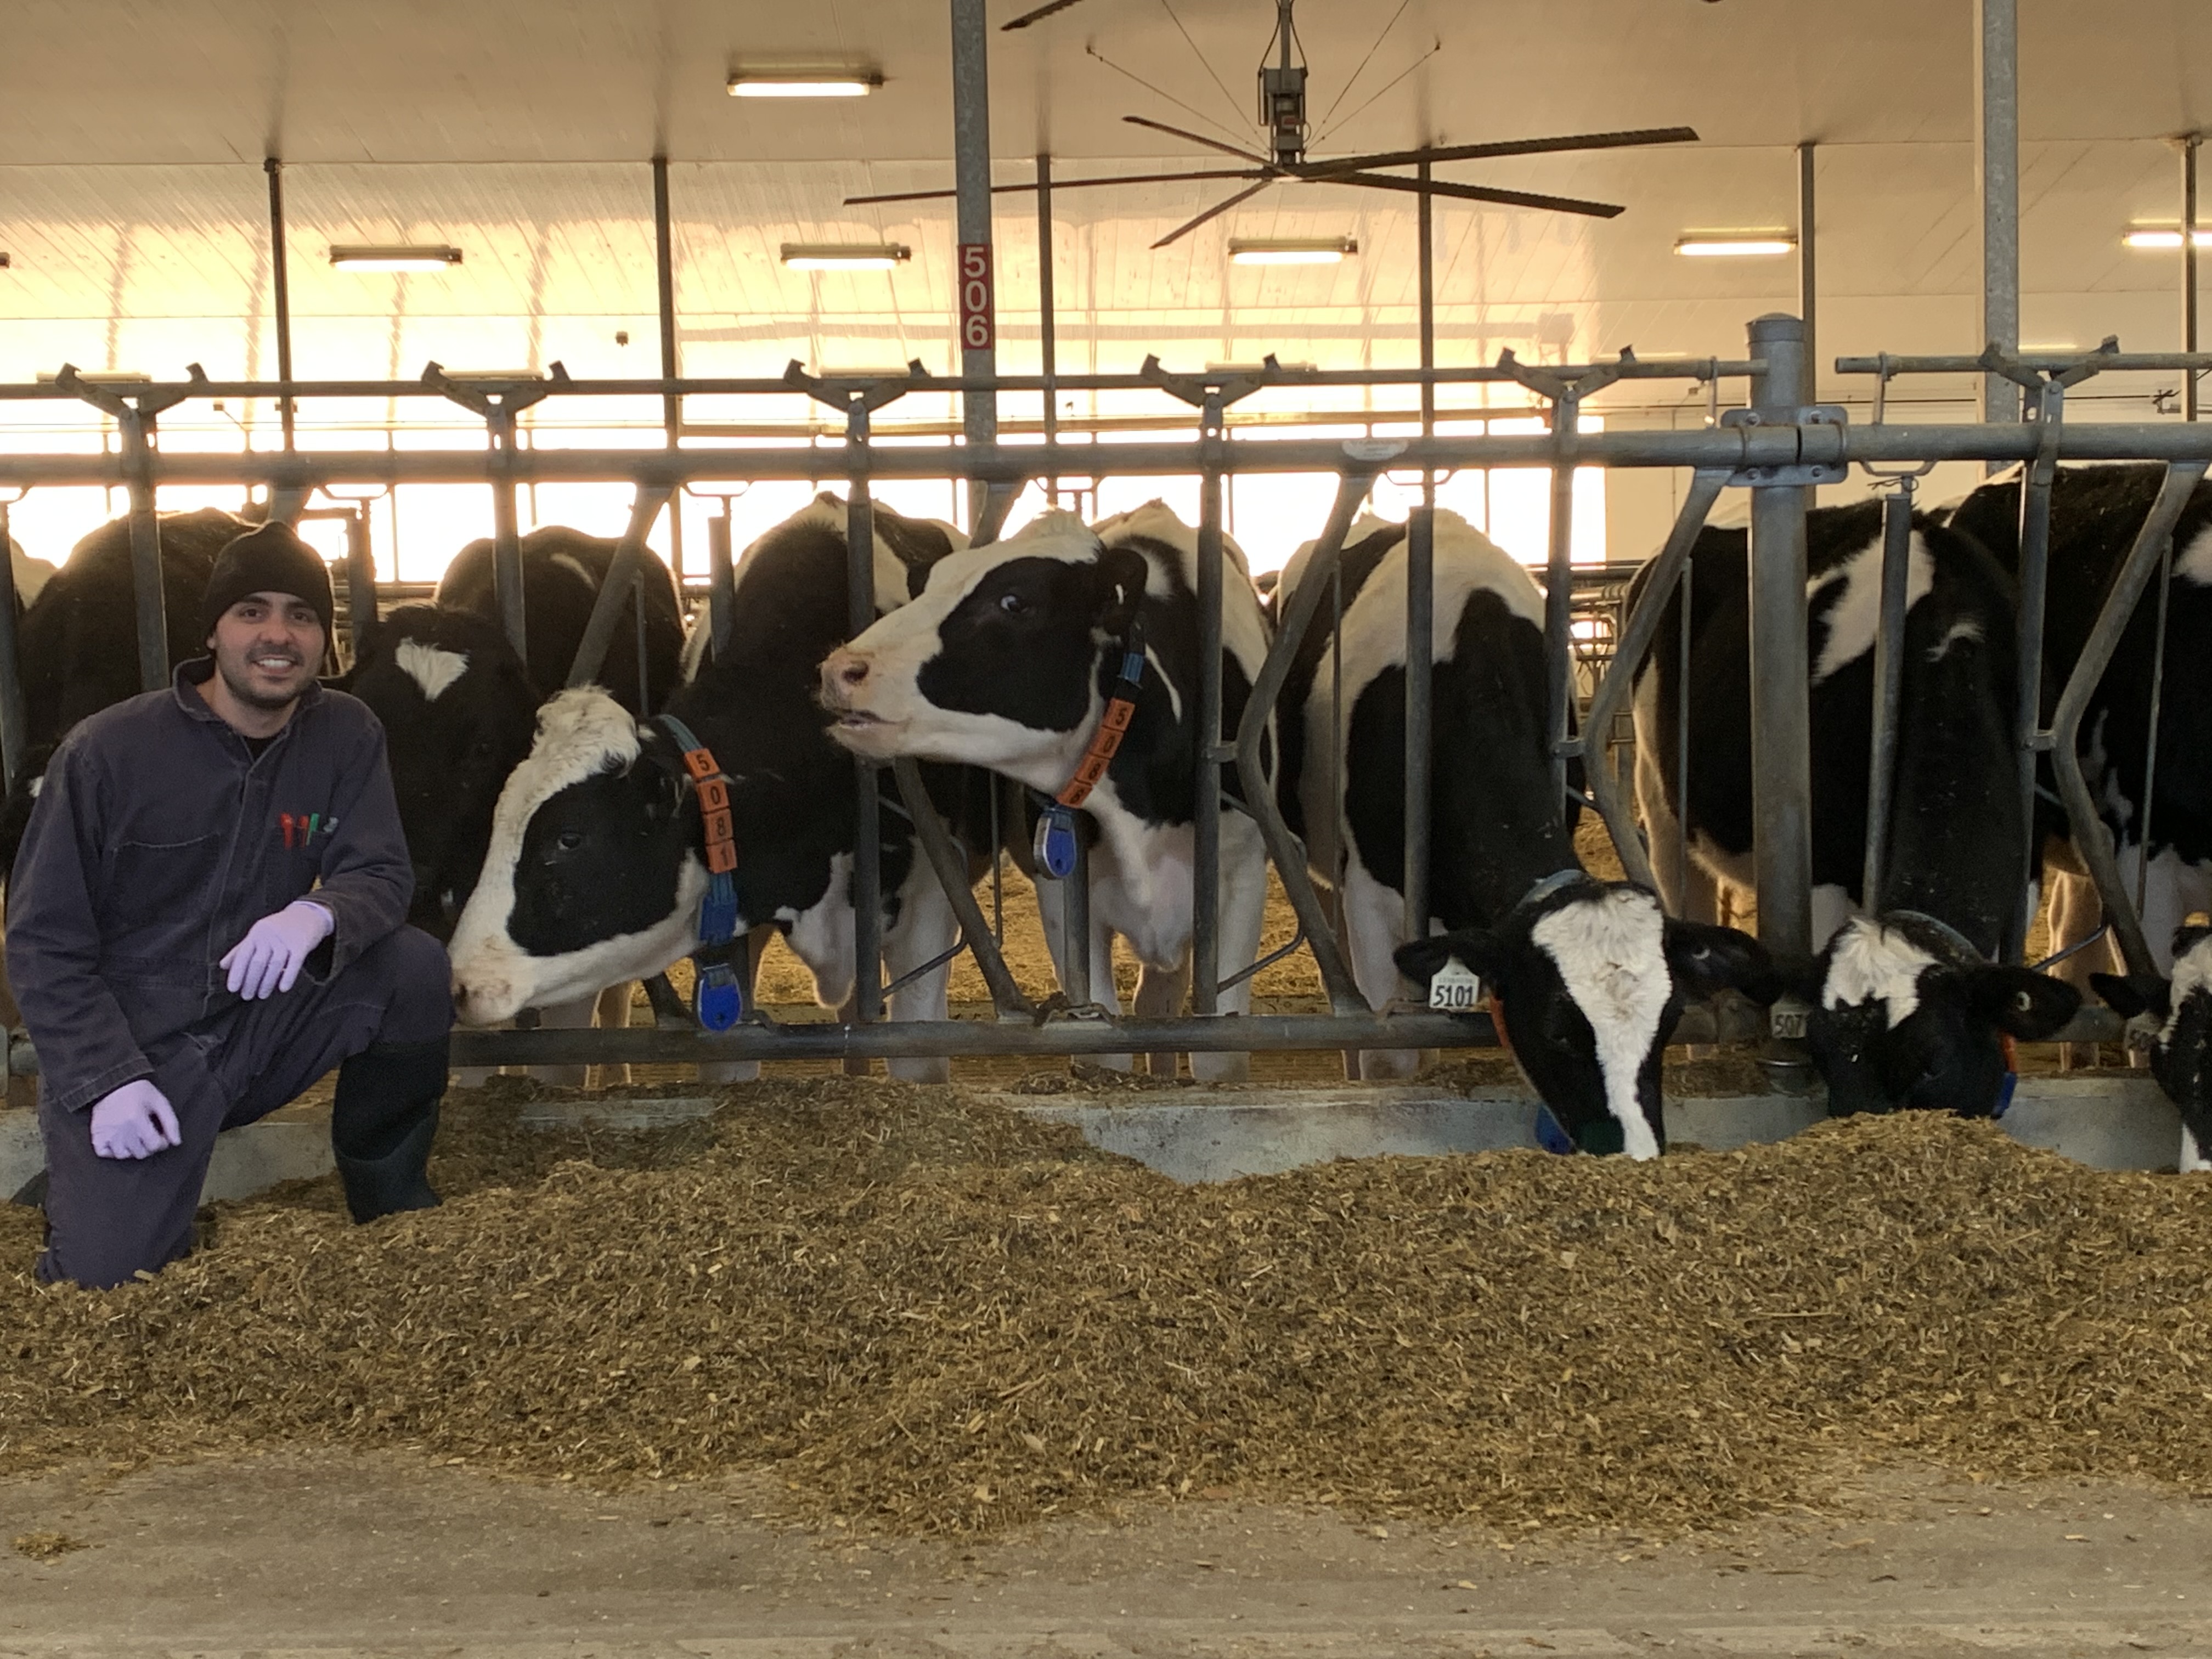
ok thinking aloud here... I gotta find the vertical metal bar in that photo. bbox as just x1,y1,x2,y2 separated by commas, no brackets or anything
1038,152,1058,505
847,442,883,1027
564,485,673,688
489,404,527,658
652,155,686,580
2008,385,2059,962
1746,314,1814,964
1403,164,1435,949
633,569,651,713
0,500,24,791
344,503,376,664
1062,833,1092,1007
264,158,295,454
707,505,735,659
1192,425,1224,1017
951,0,997,528
1976,0,2022,432
2186,136,2202,424
122,408,168,693
2136,535,2174,916
1797,142,1818,405
1543,394,1579,810
1861,482,1916,912
1675,550,1693,908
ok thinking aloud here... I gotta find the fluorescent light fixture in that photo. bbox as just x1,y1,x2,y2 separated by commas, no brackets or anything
329,244,464,271
2123,227,2211,249
1675,234,1797,258
728,72,879,98
781,242,910,270
1227,237,1356,266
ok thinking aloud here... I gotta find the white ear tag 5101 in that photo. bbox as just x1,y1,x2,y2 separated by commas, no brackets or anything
1427,956,1481,1012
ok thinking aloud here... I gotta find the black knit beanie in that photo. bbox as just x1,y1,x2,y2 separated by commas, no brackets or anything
200,523,335,641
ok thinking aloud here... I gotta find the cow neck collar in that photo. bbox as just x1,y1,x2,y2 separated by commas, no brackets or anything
652,713,744,1032
1881,908,1987,964
1517,867,1589,911
1030,620,1148,881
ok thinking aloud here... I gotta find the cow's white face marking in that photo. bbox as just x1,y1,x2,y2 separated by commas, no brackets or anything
1807,532,1935,684
1530,887,1671,1161
2162,930,2212,1047
2176,522,2212,588
394,638,470,703
1929,618,1984,658
1822,916,1936,1029
447,687,676,1023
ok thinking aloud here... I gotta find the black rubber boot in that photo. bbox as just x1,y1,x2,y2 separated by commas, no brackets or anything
331,1036,448,1224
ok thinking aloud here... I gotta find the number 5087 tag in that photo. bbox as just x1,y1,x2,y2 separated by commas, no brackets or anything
1427,957,1482,1012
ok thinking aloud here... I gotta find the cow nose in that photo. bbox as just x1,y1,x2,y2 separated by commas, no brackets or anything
822,647,871,701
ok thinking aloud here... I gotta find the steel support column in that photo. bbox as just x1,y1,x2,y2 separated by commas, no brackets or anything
1861,479,1917,911
652,155,686,578
121,409,168,693
951,0,999,530
264,159,296,458
1402,168,1436,951
848,456,883,1027
2186,136,2202,423
1192,410,1226,1017
1976,0,2022,432
1746,315,1815,968
343,503,377,663
1797,142,1818,404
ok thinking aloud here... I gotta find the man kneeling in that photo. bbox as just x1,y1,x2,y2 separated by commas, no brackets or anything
7,523,452,1289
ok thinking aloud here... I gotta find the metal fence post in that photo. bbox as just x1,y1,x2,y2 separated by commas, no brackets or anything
707,505,736,659
1192,392,1226,1018
343,501,377,663
1861,478,1917,912
847,413,883,1029
1544,392,1581,811
121,408,169,693
1745,315,1816,1025
489,401,527,659
1403,171,1437,951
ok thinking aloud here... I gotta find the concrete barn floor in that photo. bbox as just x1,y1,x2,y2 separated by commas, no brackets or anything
2,1452,2210,1657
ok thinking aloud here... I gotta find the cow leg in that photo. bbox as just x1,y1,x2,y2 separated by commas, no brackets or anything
698,926,776,1087
593,980,633,1087
1189,821,1269,1084
2182,1125,2210,1175
883,855,959,1085
1341,861,1419,1081
528,992,603,1088
1132,959,1188,1076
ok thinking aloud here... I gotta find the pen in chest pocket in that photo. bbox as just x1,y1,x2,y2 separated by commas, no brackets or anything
278,812,337,850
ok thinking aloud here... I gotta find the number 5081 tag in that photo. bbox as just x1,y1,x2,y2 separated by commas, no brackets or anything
1428,957,1481,1013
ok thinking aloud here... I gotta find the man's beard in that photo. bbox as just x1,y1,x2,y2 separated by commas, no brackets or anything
218,649,306,712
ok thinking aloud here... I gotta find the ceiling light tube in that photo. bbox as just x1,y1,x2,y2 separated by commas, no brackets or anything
1674,235,1797,258
2123,228,2211,249
329,244,464,271
781,243,910,270
729,72,880,98
1228,238,1356,266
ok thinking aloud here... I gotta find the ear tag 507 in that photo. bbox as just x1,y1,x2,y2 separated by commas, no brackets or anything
1427,956,1481,1013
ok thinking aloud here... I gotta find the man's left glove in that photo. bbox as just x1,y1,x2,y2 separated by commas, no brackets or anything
221,900,335,1000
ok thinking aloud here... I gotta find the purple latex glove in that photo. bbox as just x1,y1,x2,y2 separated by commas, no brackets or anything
219,900,334,1000
89,1079,181,1160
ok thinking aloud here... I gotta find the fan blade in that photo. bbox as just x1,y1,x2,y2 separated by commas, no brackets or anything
1314,170,1624,217
845,167,1262,206
1150,180,1276,249
1308,125,1701,175
1121,114,1278,170
1002,0,1088,29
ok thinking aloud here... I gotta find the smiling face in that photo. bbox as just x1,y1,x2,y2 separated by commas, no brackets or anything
207,589,324,712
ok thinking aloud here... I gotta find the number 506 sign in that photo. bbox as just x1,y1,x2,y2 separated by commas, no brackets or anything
958,242,995,352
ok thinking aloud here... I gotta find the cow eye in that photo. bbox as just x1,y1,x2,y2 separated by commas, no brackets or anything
555,829,584,853
997,590,1027,617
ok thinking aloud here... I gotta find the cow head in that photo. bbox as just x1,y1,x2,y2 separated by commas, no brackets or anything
445,687,707,1025
342,605,540,938
2091,922,2212,1171
817,510,1152,790
1396,877,1773,1158
1792,912,2079,1116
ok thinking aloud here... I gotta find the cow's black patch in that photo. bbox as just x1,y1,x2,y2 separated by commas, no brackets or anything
915,551,1146,733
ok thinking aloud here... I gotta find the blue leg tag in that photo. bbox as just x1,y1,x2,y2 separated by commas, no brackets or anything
1993,1068,2018,1119
1534,1104,1576,1156
1034,808,1079,881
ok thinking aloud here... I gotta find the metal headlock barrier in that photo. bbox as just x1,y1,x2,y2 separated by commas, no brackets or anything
16,315,2212,1077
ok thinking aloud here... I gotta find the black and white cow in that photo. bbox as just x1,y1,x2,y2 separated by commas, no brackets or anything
436,525,686,718
2092,923,2212,1173
1945,464,2212,986
1629,499,2079,1115
336,604,539,939
817,501,1273,1082
445,495,977,1082
1265,508,1770,1153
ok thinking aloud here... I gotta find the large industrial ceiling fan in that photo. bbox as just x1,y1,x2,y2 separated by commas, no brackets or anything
846,0,1699,248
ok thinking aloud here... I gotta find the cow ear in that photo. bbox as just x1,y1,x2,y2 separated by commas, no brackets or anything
1663,919,1775,1001
1395,929,1505,988
2090,970,2170,1022
1095,544,1151,639
1968,965,2081,1039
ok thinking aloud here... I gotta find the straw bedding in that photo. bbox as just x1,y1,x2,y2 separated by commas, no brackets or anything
3,1082,2209,1538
